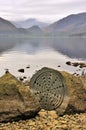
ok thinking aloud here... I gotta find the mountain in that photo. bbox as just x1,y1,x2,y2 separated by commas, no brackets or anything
27,25,43,35
0,17,18,34
0,17,30,36
0,17,44,36
45,12,86,36
12,18,49,29
0,13,86,37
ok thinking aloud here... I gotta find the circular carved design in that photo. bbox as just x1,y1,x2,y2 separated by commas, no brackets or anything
30,67,69,115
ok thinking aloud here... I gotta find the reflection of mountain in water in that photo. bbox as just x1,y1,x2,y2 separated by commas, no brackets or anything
0,38,16,53
0,37,86,59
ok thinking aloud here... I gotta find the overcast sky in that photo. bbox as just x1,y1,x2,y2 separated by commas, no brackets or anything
0,0,86,22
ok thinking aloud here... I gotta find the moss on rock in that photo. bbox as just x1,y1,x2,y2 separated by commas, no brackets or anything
61,71,86,114
0,72,40,122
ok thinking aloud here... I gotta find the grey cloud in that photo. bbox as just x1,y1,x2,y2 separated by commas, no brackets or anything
0,0,85,22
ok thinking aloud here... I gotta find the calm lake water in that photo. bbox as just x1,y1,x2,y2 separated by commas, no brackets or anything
0,37,86,78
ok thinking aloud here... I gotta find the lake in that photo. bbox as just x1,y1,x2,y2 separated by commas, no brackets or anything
0,37,86,79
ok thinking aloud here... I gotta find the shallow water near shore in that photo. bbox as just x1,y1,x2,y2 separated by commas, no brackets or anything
0,37,86,78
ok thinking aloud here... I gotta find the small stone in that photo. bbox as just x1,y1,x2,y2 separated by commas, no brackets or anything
28,121,36,126
38,109,47,117
59,120,67,124
48,110,58,119
18,69,24,73
58,65,61,67
66,61,71,66
26,66,30,69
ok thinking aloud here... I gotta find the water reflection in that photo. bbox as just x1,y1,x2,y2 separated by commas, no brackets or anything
0,37,86,59
0,37,86,77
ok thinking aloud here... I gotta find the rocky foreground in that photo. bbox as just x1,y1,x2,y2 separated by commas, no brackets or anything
0,69,86,129
0,110,86,130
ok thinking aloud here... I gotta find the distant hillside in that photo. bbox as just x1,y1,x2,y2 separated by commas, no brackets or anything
0,17,44,36
45,12,86,36
0,17,31,36
0,13,86,37
0,17,18,34
27,25,43,35
12,18,49,29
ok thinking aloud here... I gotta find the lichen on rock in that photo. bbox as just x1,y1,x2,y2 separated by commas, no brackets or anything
61,71,86,114
0,72,40,122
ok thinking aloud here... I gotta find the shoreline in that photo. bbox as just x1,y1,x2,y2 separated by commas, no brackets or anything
0,111,86,130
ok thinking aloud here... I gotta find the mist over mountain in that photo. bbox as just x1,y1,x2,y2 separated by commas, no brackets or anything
12,18,49,29
0,17,44,37
45,12,86,36
0,12,86,37
27,25,44,35
0,17,18,34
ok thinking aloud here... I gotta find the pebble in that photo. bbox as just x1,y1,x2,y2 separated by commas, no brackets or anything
0,110,86,130
47,110,58,119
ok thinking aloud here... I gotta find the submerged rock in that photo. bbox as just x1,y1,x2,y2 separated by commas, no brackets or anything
18,69,24,73
66,61,86,68
0,72,40,122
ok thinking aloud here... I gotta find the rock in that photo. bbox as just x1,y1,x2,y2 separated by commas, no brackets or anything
26,65,30,69
47,110,58,119
23,76,27,79
72,62,79,67
19,77,24,81
66,61,86,68
0,72,40,122
58,65,61,67
30,67,69,115
18,69,24,73
38,109,58,119
81,75,86,89
38,109,47,118
61,71,86,114
66,61,71,66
